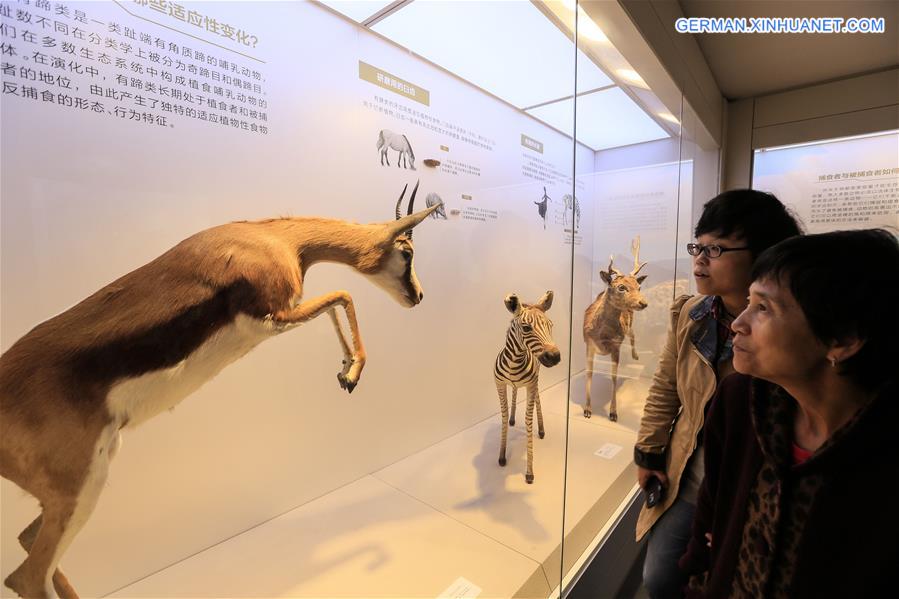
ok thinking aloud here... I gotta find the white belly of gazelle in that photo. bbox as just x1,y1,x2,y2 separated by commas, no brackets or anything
106,314,276,427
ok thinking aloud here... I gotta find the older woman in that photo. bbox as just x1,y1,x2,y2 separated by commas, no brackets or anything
680,228,899,598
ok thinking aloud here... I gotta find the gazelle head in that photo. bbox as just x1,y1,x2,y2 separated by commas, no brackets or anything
599,255,648,311
366,181,439,308
504,291,561,367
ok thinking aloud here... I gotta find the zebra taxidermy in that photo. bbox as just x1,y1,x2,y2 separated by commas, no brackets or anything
494,291,560,484
535,187,550,229
425,192,447,219
562,193,580,231
377,129,416,170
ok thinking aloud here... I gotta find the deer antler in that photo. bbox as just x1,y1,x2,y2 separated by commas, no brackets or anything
630,236,647,276
608,255,623,279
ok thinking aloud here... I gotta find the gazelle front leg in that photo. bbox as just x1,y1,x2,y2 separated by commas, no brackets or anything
271,291,366,393
328,308,355,388
629,328,639,361
496,381,509,467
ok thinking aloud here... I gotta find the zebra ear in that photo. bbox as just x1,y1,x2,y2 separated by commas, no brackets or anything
536,290,554,312
504,294,520,315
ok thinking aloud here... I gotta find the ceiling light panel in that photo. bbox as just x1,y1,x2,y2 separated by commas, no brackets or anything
372,0,612,107
526,87,669,150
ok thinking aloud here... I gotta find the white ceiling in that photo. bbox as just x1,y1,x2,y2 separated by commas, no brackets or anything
678,0,899,99
319,0,672,150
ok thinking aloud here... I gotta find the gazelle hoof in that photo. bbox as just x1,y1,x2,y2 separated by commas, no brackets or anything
498,457,506,467
539,431,545,439
337,373,347,389
609,412,618,422
584,409,592,418
525,474,534,484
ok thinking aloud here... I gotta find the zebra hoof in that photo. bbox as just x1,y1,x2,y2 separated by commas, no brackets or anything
609,412,618,422
509,418,515,426
525,474,534,484
498,457,506,467
539,431,545,439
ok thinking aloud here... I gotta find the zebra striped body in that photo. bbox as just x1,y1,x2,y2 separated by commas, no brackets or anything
494,291,560,484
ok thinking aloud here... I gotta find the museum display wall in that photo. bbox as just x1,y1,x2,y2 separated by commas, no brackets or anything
0,1,717,596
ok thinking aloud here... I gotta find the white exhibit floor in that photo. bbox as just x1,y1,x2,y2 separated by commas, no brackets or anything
111,369,651,598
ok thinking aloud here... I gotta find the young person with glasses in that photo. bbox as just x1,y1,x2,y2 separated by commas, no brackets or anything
634,189,802,598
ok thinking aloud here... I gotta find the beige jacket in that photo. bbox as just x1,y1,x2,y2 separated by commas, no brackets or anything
634,294,733,541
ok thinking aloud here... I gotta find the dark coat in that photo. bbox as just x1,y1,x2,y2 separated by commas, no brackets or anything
680,373,899,598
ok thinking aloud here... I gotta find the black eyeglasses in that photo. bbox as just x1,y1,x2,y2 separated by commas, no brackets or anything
686,243,750,258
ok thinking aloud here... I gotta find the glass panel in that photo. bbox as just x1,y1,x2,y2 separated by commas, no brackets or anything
753,130,899,233
0,1,577,597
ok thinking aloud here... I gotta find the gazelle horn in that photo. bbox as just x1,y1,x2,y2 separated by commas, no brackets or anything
406,180,419,240
395,183,408,220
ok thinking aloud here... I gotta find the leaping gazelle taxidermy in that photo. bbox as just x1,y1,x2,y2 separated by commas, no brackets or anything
0,182,438,599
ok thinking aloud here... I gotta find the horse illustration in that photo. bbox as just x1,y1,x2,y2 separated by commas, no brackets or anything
377,129,416,170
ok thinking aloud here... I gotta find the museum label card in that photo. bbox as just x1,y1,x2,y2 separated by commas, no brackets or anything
595,443,623,459
437,576,482,598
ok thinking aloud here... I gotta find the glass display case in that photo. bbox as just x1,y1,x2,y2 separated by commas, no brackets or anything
0,1,719,597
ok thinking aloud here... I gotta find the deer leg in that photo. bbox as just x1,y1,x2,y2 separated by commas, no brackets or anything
584,344,596,418
17,516,77,599
509,385,517,426
609,347,620,422
525,383,537,484
496,381,508,467
629,328,639,361
270,291,366,393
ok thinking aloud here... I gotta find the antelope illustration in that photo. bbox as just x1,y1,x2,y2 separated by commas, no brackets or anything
425,192,447,219
583,237,648,421
0,183,438,599
494,291,560,484
376,129,416,170
534,187,550,229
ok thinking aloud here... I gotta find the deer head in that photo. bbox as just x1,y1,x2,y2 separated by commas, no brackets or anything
366,181,439,308
504,291,561,367
599,239,648,312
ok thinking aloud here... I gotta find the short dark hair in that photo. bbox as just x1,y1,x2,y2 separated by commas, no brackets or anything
695,189,802,259
751,228,899,390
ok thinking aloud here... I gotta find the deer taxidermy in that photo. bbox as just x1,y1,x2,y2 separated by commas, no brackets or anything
0,182,438,599
583,237,648,421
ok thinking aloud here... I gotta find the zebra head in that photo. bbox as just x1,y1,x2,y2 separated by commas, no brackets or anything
504,291,561,367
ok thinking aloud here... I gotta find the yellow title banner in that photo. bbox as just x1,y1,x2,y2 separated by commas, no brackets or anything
521,134,544,154
359,61,430,106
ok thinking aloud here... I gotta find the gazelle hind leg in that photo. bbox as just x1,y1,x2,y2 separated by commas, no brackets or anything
584,345,596,418
509,386,517,426
6,427,115,599
496,382,509,467
17,516,77,599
